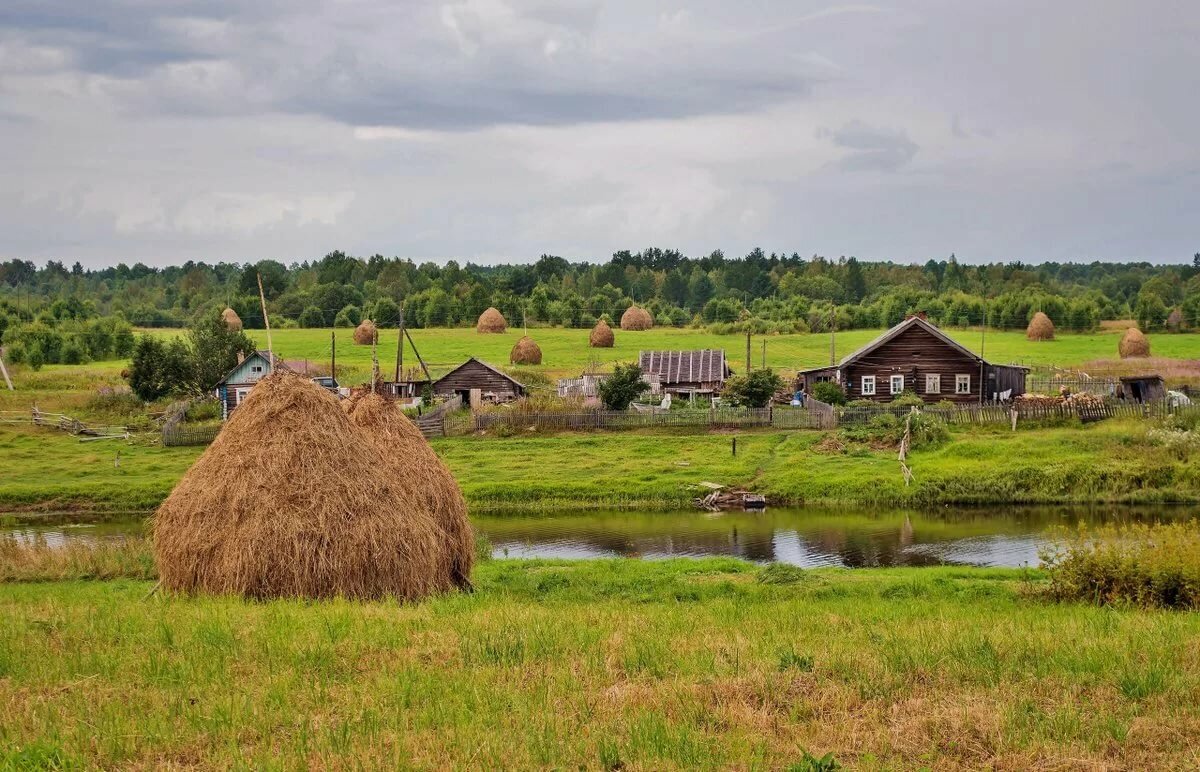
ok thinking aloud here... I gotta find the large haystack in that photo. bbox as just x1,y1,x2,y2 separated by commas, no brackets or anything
343,391,474,590
353,319,378,345
1166,308,1183,332
620,305,654,331
510,335,542,365
589,319,615,348
152,372,457,600
221,307,243,331
1026,311,1055,341
477,307,507,333
1119,327,1150,358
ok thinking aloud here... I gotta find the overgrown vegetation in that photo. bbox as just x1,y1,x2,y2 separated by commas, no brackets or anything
1041,522,1200,609
598,362,648,410
1,561,1198,768
721,368,784,408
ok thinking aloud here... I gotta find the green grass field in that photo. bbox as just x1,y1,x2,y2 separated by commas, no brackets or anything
2,561,1198,769
3,418,1197,514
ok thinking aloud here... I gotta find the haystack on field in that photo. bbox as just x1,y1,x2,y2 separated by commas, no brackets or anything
477,307,507,333
221,307,243,331
343,391,473,588
589,318,615,347
353,319,378,345
1119,327,1151,358
152,372,461,600
1026,311,1055,341
620,305,653,331
1167,308,1184,332
510,335,542,364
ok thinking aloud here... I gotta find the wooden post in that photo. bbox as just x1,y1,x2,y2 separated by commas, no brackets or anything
256,273,274,372
829,301,836,366
404,328,432,383
0,350,13,391
732,436,737,456
745,332,751,373
761,339,766,370
330,329,336,382
394,301,405,383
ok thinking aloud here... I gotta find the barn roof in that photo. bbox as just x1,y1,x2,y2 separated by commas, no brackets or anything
638,349,731,384
216,350,290,385
432,357,525,389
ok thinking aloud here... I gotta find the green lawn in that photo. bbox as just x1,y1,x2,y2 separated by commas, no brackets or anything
3,419,1196,514
2,563,1198,769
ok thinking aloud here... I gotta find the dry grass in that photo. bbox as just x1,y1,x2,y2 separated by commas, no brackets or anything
1026,311,1055,341
0,534,155,581
220,307,242,331
1078,356,1200,383
343,391,474,589
509,335,543,365
1119,328,1151,358
352,319,378,345
589,319,615,347
620,306,654,331
152,372,461,600
477,307,507,333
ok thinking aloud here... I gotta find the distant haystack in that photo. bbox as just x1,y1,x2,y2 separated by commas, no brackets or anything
353,319,378,345
152,372,458,600
343,391,473,590
620,306,653,331
510,335,542,365
1119,328,1150,358
1026,311,1055,341
477,307,507,333
221,307,243,331
1166,308,1183,332
589,319,615,348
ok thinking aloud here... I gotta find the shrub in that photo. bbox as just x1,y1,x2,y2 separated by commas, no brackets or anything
333,304,362,328
1041,522,1200,609
86,386,144,418
722,368,784,408
810,381,845,405
1146,428,1200,460
298,306,325,328
598,362,648,410
25,346,44,371
891,389,924,407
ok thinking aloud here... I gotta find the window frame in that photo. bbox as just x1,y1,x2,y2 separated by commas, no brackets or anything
955,374,971,394
250,365,264,375
890,374,904,395
925,374,941,394
861,375,876,396
234,387,252,406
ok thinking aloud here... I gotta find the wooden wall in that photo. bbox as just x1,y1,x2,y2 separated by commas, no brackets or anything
843,324,983,404
434,360,524,401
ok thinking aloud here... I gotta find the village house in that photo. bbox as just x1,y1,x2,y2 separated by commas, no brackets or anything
797,315,1028,404
638,349,733,400
214,350,289,419
432,357,526,407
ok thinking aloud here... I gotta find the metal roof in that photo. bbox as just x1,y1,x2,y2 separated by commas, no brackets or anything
638,349,730,384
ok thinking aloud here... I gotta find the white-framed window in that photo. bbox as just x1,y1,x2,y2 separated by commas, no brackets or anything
925,374,941,394
235,387,251,405
890,375,904,395
861,376,876,396
955,374,971,394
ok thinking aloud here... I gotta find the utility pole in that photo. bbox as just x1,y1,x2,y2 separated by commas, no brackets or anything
256,273,274,373
979,300,988,405
330,329,336,383
829,301,837,366
761,340,766,370
745,331,751,373
394,301,405,383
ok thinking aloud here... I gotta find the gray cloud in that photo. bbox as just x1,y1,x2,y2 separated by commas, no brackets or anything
824,120,919,171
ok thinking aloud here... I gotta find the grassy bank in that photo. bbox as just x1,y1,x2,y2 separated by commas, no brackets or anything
2,562,1199,769
2,419,1198,514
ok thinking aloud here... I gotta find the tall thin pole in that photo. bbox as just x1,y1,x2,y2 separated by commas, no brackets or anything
745,331,751,373
256,273,274,373
330,329,336,382
761,340,766,370
979,300,987,404
0,350,13,391
829,301,837,366
394,301,405,383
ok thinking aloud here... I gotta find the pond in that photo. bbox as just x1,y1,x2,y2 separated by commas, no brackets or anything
4,505,1196,568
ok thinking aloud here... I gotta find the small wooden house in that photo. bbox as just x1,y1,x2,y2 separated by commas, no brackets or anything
214,350,290,419
797,315,1028,404
1118,375,1166,403
432,357,526,405
638,349,732,398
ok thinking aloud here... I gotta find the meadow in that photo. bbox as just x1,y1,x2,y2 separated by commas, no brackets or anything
2,560,1198,769
3,418,1197,514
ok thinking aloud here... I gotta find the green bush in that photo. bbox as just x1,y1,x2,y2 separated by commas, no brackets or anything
891,389,924,407
1041,522,1200,609
810,381,845,405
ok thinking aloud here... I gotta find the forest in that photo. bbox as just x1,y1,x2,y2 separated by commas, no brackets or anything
1,249,1198,367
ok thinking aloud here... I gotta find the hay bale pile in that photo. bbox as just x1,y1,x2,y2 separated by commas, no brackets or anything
477,307,507,333
353,319,378,345
343,391,473,589
589,319,615,348
620,306,653,331
1119,328,1150,358
510,335,542,365
1026,311,1055,341
152,372,464,600
221,307,243,331
1166,308,1183,332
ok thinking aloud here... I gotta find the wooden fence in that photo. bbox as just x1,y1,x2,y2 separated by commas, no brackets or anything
471,407,776,434
161,423,222,446
0,408,128,440
416,394,464,438
1026,377,1119,397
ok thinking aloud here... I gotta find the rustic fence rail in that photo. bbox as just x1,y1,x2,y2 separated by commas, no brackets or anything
161,423,222,447
472,407,776,433
416,394,464,438
0,409,128,440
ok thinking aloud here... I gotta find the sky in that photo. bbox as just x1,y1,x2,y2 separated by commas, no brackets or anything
1,0,1197,268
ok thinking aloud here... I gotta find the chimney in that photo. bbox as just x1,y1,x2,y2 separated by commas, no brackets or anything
237,351,246,365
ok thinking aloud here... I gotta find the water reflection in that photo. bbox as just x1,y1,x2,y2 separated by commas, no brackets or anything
3,505,1195,569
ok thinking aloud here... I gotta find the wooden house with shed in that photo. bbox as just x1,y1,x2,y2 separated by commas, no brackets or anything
638,349,733,399
797,315,1028,404
432,357,526,406
214,350,290,420
1118,375,1166,403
